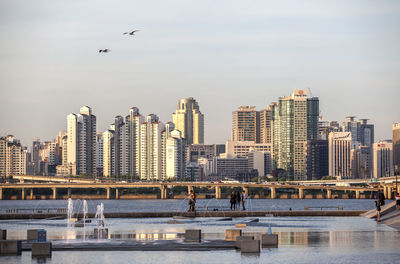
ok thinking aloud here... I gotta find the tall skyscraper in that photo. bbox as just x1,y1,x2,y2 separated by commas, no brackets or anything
351,145,372,179
342,117,374,148
329,132,352,179
165,130,186,181
393,122,400,172
140,114,164,180
306,139,329,180
113,115,126,176
373,140,393,178
161,122,175,179
95,133,103,176
271,90,319,180
259,106,273,144
66,106,97,176
232,106,259,142
172,97,204,144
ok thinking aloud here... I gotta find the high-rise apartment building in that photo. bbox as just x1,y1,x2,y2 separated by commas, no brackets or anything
126,107,144,177
140,114,164,181
342,117,374,148
161,122,175,179
66,106,96,176
95,133,103,176
165,130,186,181
102,129,114,177
271,90,319,180
232,106,259,142
329,132,352,179
351,145,372,179
373,140,393,178
393,123,400,172
259,106,273,144
172,97,204,144
0,135,27,177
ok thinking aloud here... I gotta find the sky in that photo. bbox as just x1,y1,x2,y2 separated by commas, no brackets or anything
0,0,399,147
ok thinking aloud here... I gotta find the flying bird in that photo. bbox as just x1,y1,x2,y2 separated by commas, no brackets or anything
99,49,111,53
123,30,139,35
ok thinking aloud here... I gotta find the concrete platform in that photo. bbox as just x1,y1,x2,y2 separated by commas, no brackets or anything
361,201,395,219
0,210,366,220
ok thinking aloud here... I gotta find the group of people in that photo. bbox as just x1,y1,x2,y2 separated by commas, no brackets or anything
230,191,246,211
374,190,400,221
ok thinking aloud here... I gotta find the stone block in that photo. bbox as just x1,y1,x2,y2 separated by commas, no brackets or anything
184,229,201,242
261,234,278,247
235,236,254,249
0,230,6,240
93,228,108,239
225,229,242,241
27,229,39,240
240,239,260,253
0,240,22,255
32,242,52,257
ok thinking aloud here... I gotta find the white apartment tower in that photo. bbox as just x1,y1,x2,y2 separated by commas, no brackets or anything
172,98,204,144
373,140,393,178
162,122,175,179
329,132,352,179
165,130,186,181
102,129,114,177
126,107,144,177
140,114,164,180
66,106,96,176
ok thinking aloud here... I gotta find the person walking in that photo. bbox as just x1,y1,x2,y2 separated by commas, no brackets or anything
375,201,381,222
241,190,246,211
396,192,400,209
230,191,236,211
236,191,241,210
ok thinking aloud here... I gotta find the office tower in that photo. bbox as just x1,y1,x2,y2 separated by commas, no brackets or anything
0,135,27,177
185,162,199,181
102,129,114,177
32,139,41,175
126,107,144,177
271,90,319,180
373,140,393,178
232,106,259,142
66,106,96,176
248,150,272,176
140,114,164,180
161,122,175,179
165,130,186,181
172,97,204,144
259,106,273,144
187,144,215,162
96,133,103,176
329,132,352,179
393,123,400,171
318,121,340,140
359,119,374,148
211,156,256,181
351,145,372,179
306,139,329,180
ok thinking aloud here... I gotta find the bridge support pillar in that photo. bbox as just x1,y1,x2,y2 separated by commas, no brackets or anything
67,188,71,199
21,188,25,200
383,187,388,200
160,185,167,200
387,187,392,200
0,188,2,200
215,186,221,199
30,189,34,200
115,188,119,200
270,187,276,199
327,189,332,199
298,188,304,199
106,187,110,200
355,190,360,199
243,187,249,198
52,187,56,200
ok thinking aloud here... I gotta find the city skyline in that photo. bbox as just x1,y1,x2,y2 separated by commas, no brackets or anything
1,1,399,146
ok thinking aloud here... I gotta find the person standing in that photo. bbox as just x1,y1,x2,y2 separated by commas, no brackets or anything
188,190,196,212
236,191,241,210
230,191,236,210
241,190,246,211
396,192,400,209
375,201,381,222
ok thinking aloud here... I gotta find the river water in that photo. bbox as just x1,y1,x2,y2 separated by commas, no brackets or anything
0,199,399,264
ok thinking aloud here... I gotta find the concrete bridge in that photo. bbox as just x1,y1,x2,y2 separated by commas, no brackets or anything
0,181,390,200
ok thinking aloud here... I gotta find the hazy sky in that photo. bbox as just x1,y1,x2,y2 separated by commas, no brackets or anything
1,0,399,147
